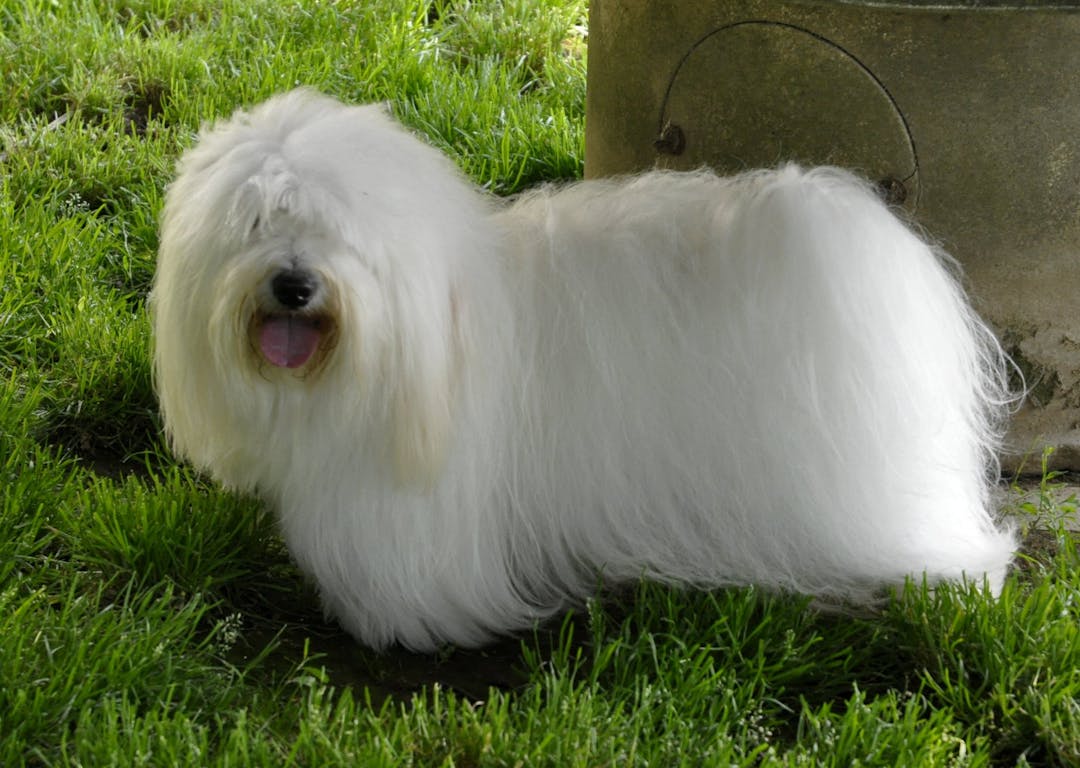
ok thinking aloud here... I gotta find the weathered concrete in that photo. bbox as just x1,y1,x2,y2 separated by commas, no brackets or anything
585,0,1080,472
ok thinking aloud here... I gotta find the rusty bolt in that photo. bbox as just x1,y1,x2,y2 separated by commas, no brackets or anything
876,177,907,206
654,123,686,156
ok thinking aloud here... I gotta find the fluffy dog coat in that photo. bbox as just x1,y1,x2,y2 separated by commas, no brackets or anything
152,90,1016,650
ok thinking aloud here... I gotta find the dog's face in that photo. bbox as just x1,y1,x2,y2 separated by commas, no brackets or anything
221,176,357,383
152,90,483,491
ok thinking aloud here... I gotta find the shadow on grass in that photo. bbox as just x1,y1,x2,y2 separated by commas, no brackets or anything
225,602,586,706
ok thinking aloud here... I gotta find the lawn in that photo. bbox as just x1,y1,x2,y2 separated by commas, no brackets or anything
2,0,1078,765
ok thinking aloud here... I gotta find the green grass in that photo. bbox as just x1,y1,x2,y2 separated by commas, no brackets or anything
1,0,1078,764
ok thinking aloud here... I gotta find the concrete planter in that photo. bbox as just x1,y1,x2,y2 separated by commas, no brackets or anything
586,0,1080,471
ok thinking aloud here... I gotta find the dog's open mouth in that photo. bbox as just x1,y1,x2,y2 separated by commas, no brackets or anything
257,314,328,369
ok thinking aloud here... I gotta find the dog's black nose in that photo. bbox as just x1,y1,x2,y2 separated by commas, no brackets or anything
271,269,317,309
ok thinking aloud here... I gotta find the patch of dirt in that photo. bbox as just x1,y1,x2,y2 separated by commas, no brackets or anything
121,81,169,136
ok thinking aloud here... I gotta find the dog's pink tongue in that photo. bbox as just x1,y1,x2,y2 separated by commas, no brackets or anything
259,316,322,368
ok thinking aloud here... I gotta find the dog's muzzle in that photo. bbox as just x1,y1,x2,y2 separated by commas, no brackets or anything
255,267,332,369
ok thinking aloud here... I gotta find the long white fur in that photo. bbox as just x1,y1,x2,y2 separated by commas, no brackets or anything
152,89,1017,651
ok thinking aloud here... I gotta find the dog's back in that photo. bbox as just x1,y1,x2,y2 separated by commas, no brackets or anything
495,166,1014,600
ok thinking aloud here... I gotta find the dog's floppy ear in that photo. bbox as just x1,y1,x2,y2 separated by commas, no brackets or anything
391,370,452,489
390,289,462,490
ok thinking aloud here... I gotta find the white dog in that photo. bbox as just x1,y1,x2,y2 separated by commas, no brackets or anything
152,89,1017,651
